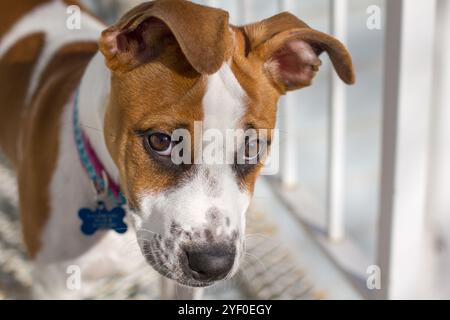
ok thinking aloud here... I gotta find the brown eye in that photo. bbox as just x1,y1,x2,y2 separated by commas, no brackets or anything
244,137,264,163
147,132,172,156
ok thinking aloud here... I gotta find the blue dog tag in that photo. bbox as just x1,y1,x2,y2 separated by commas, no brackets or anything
78,201,128,235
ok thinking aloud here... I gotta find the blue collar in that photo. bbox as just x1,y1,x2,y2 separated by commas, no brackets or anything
73,88,126,206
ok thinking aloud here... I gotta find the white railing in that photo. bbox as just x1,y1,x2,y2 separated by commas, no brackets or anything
426,0,450,300
198,0,450,299
377,0,437,299
327,0,348,242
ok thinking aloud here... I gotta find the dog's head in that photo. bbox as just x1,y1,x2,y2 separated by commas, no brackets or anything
99,0,354,287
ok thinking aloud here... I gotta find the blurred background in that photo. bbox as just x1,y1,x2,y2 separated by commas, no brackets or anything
1,0,449,299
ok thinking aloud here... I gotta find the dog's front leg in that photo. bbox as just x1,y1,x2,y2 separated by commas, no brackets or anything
160,276,203,300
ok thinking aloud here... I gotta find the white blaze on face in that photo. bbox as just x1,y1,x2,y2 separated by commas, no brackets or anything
202,62,246,134
197,62,250,233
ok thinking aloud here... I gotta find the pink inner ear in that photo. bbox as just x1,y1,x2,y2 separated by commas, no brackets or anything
271,40,322,88
102,31,121,55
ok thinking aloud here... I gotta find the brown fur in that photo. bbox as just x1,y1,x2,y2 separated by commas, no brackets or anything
0,33,45,165
105,43,205,208
99,0,233,75
0,1,50,38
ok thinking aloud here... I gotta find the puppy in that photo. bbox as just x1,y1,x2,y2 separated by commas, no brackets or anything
0,0,354,298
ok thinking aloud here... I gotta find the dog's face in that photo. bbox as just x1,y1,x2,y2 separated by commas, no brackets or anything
99,0,354,287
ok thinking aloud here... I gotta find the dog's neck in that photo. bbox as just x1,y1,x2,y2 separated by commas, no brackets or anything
77,52,119,184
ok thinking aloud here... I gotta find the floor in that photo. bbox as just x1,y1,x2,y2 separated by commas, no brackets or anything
251,179,361,299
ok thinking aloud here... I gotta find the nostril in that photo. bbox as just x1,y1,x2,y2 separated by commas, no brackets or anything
185,247,235,281
185,251,203,274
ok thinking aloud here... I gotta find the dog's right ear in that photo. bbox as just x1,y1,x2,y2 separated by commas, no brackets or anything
242,12,355,93
99,0,232,74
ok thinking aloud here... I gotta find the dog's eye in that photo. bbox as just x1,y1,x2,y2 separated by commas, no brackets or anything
243,137,265,163
146,132,173,156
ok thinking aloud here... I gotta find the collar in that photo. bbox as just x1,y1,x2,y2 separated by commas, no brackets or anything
73,88,126,206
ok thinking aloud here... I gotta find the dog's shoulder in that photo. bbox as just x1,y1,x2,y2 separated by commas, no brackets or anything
0,0,102,164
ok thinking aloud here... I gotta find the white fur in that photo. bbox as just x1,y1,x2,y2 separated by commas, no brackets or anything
202,62,247,132
200,62,250,235
0,0,105,104
200,62,250,273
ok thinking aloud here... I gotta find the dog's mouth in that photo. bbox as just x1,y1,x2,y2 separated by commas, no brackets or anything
139,233,242,287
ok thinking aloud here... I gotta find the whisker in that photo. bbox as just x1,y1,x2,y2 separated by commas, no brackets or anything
243,252,268,274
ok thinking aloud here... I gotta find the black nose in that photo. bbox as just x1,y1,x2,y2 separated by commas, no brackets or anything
185,247,235,281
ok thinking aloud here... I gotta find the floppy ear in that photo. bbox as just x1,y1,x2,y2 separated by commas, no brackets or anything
242,12,355,92
99,0,233,74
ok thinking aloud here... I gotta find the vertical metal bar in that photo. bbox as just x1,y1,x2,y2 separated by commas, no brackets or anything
202,0,216,7
278,0,291,11
377,0,436,299
326,0,348,242
277,0,298,188
278,98,298,188
425,0,450,294
238,0,251,24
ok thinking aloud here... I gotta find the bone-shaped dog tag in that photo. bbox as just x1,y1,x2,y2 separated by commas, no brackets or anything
78,201,127,235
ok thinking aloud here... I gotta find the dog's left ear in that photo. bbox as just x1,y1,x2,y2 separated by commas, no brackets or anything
243,12,355,93
99,0,232,74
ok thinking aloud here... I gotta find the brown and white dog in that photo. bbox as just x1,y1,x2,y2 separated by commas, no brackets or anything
0,0,354,298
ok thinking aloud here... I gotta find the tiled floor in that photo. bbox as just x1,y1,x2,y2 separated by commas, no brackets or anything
251,179,361,299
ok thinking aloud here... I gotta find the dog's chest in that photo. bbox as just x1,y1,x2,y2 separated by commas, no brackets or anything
36,98,141,272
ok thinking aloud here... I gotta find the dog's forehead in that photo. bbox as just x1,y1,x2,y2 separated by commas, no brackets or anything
108,31,281,204
114,63,277,134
